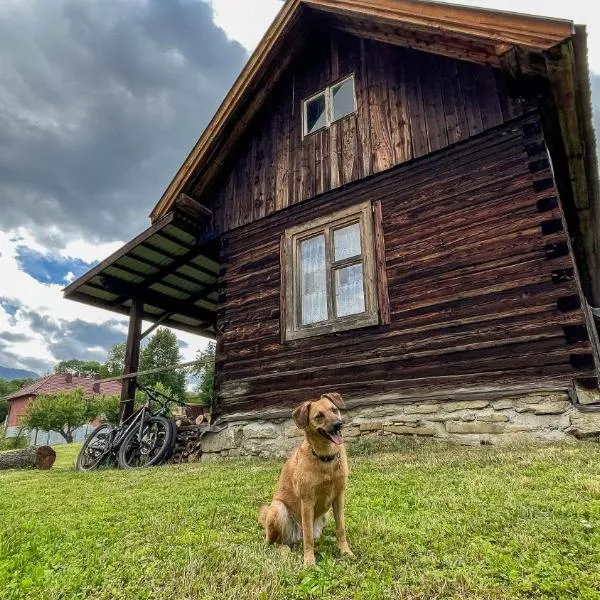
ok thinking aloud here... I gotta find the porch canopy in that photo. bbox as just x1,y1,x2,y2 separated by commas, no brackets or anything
63,205,218,339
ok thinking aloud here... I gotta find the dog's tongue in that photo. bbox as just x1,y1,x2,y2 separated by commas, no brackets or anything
330,431,344,446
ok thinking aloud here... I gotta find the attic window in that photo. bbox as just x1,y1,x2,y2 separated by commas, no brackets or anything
302,75,356,137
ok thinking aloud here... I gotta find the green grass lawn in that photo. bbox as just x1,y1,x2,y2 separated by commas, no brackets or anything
1,440,600,599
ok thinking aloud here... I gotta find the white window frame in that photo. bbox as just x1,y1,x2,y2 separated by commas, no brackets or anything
302,74,356,138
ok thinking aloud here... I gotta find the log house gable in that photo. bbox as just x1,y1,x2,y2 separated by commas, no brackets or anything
148,1,598,305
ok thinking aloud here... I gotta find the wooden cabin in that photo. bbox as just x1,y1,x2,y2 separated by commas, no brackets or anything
65,0,600,453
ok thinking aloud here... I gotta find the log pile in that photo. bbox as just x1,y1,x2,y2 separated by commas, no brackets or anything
171,420,208,464
0,446,56,470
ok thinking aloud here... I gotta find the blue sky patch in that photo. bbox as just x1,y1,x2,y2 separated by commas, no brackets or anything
15,247,95,285
0,300,19,317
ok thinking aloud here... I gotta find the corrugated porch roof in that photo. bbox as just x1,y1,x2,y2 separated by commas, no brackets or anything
63,210,218,338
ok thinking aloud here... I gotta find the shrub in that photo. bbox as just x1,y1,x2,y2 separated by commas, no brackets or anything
0,426,28,450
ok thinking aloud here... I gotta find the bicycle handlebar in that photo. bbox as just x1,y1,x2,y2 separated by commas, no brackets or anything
136,384,189,408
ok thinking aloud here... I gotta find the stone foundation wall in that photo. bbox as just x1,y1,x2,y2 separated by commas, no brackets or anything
201,392,600,459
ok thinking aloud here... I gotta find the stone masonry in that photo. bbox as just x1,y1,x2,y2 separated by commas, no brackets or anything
200,391,600,459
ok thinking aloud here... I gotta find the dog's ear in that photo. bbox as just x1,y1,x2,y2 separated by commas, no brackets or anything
292,401,311,429
323,392,345,409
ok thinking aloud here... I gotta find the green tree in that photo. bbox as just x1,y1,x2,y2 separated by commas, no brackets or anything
22,388,98,443
0,378,35,422
55,360,108,378
139,328,186,400
93,394,126,425
104,342,126,377
192,342,215,407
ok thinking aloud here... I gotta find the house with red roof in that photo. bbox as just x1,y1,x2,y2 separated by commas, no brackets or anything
4,373,122,444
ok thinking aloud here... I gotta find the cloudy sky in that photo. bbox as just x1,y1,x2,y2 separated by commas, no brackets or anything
0,0,598,376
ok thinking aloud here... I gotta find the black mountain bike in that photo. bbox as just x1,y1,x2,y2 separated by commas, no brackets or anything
76,385,189,471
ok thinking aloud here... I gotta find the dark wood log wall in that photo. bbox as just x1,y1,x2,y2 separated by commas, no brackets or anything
199,31,524,236
214,114,596,417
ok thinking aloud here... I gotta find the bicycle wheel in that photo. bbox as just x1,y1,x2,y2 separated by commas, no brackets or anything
117,415,174,469
76,423,115,471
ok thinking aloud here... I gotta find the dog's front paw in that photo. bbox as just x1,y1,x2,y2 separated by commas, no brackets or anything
338,545,354,558
303,553,316,567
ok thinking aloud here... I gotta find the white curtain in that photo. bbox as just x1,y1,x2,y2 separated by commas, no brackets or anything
300,235,327,325
333,222,361,261
335,264,365,317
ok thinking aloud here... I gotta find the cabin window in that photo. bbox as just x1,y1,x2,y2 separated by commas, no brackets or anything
304,92,327,135
283,200,379,340
302,75,356,137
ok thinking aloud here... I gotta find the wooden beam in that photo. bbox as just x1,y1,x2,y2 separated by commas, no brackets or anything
67,290,217,339
97,359,203,384
120,298,142,422
304,0,573,49
152,231,194,252
175,193,214,221
373,200,391,325
545,42,589,211
139,280,219,342
107,261,197,297
108,241,218,307
139,241,219,279
328,18,500,66
106,261,155,280
141,312,174,340
98,274,217,324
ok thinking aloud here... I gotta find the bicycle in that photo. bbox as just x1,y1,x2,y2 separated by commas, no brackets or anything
76,385,190,471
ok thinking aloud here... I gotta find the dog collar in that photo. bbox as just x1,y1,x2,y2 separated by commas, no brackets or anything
312,449,340,463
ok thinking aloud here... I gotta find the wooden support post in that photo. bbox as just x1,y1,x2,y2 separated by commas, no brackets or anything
119,298,143,423
141,311,173,340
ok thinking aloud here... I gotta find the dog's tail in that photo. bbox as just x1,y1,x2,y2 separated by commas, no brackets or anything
258,504,269,526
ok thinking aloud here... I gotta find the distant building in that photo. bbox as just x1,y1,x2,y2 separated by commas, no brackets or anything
4,373,122,444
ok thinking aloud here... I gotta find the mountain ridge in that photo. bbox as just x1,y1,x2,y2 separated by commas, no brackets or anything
0,366,39,380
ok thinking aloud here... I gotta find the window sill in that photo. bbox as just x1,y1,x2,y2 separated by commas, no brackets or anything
284,312,379,342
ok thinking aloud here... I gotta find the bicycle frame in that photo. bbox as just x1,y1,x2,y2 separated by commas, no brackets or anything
82,384,189,468
92,399,152,465
115,400,152,445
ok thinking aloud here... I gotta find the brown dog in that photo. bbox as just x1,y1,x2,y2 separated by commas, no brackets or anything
259,392,353,565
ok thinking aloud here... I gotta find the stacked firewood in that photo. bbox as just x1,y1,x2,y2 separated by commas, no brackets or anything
171,418,208,464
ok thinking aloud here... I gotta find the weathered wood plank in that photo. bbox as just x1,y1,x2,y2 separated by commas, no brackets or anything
366,41,394,173
405,50,429,158
441,58,469,145
421,51,449,152
356,37,372,177
373,200,390,325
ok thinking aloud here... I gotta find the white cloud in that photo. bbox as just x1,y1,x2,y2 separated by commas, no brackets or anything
9,226,124,264
209,0,282,53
